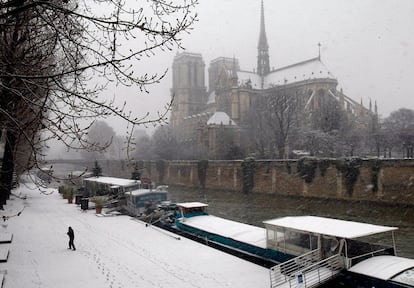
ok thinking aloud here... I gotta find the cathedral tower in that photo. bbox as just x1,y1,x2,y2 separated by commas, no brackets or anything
170,52,207,128
257,0,270,76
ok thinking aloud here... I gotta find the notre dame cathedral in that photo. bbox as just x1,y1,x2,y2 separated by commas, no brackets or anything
169,1,378,160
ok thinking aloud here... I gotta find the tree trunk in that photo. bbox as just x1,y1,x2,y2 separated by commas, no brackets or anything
0,130,17,207
277,145,285,159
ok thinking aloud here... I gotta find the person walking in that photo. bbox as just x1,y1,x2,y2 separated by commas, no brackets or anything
67,226,76,251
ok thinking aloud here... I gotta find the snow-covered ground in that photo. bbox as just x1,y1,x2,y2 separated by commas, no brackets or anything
0,176,269,288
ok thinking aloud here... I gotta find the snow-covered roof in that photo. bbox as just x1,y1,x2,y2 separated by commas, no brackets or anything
183,112,212,120
263,216,397,239
207,112,237,126
181,214,267,248
178,202,208,209
264,57,335,88
126,188,168,196
83,176,139,187
237,70,262,88
349,256,414,281
234,58,336,90
207,90,216,104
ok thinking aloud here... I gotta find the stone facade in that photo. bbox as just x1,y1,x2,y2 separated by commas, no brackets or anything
169,2,377,159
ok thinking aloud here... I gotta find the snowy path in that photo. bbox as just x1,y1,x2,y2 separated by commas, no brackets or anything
0,181,269,288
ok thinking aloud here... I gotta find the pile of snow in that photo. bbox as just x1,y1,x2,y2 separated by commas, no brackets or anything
0,176,269,288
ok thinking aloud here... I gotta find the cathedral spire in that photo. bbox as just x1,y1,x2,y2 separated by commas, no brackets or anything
231,55,238,86
257,0,270,76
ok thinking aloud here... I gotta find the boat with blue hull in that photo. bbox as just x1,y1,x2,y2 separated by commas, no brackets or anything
171,202,413,288
175,202,294,265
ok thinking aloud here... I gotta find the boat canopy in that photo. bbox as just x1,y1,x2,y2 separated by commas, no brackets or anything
126,189,167,196
263,216,398,239
177,202,209,209
84,176,140,187
348,256,414,282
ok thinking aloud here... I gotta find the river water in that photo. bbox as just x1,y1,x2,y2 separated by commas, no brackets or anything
168,186,414,259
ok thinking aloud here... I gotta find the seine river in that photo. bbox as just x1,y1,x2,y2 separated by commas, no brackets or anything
168,186,414,259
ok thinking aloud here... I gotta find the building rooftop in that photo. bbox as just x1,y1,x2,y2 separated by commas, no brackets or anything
264,57,335,87
207,112,237,126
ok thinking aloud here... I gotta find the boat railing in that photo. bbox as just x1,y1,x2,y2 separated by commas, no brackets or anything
270,249,344,288
269,249,320,287
346,247,393,268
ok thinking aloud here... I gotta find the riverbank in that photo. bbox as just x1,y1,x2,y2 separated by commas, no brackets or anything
0,176,269,288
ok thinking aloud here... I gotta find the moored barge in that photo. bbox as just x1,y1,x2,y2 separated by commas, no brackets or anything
172,202,413,288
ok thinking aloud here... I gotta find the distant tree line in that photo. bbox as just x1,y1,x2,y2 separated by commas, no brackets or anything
71,107,414,161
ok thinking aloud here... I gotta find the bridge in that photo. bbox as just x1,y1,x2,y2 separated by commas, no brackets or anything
40,159,136,180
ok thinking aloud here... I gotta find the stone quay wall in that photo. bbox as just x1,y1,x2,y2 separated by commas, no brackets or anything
87,158,414,206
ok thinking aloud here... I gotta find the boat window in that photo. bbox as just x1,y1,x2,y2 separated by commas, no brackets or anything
321,236,340,258
188,207,203,213
125,184,141,192
268,228,286,244
285,231,307,247
275,229,284,243
346,238,394,259
182,206,207,217
310,234,318,250
267,230,275,240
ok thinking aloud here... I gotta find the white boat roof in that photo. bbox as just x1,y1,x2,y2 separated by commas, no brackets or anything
181,214,266,248
263,216,397,239
126,189,167,196
348,256,414,281
84,177,140,187
178,202,209,209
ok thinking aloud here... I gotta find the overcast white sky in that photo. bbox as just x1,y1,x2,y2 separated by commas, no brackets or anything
105,0,414,135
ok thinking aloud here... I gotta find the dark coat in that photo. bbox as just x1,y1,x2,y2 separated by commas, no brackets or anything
67,227,74,240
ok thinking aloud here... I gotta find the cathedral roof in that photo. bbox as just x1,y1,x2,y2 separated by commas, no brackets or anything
237,70,262,89
263,57,335,87
207,112,237,126
235,57,336,90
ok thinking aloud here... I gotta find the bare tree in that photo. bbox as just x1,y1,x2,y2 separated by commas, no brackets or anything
133,130,154,160
383,108,414,158
244,107,268,158
215,126,242,160
151,125,181,160
299,129,336,157
0,0,198,206
81,120,116,160
263,88,299,159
